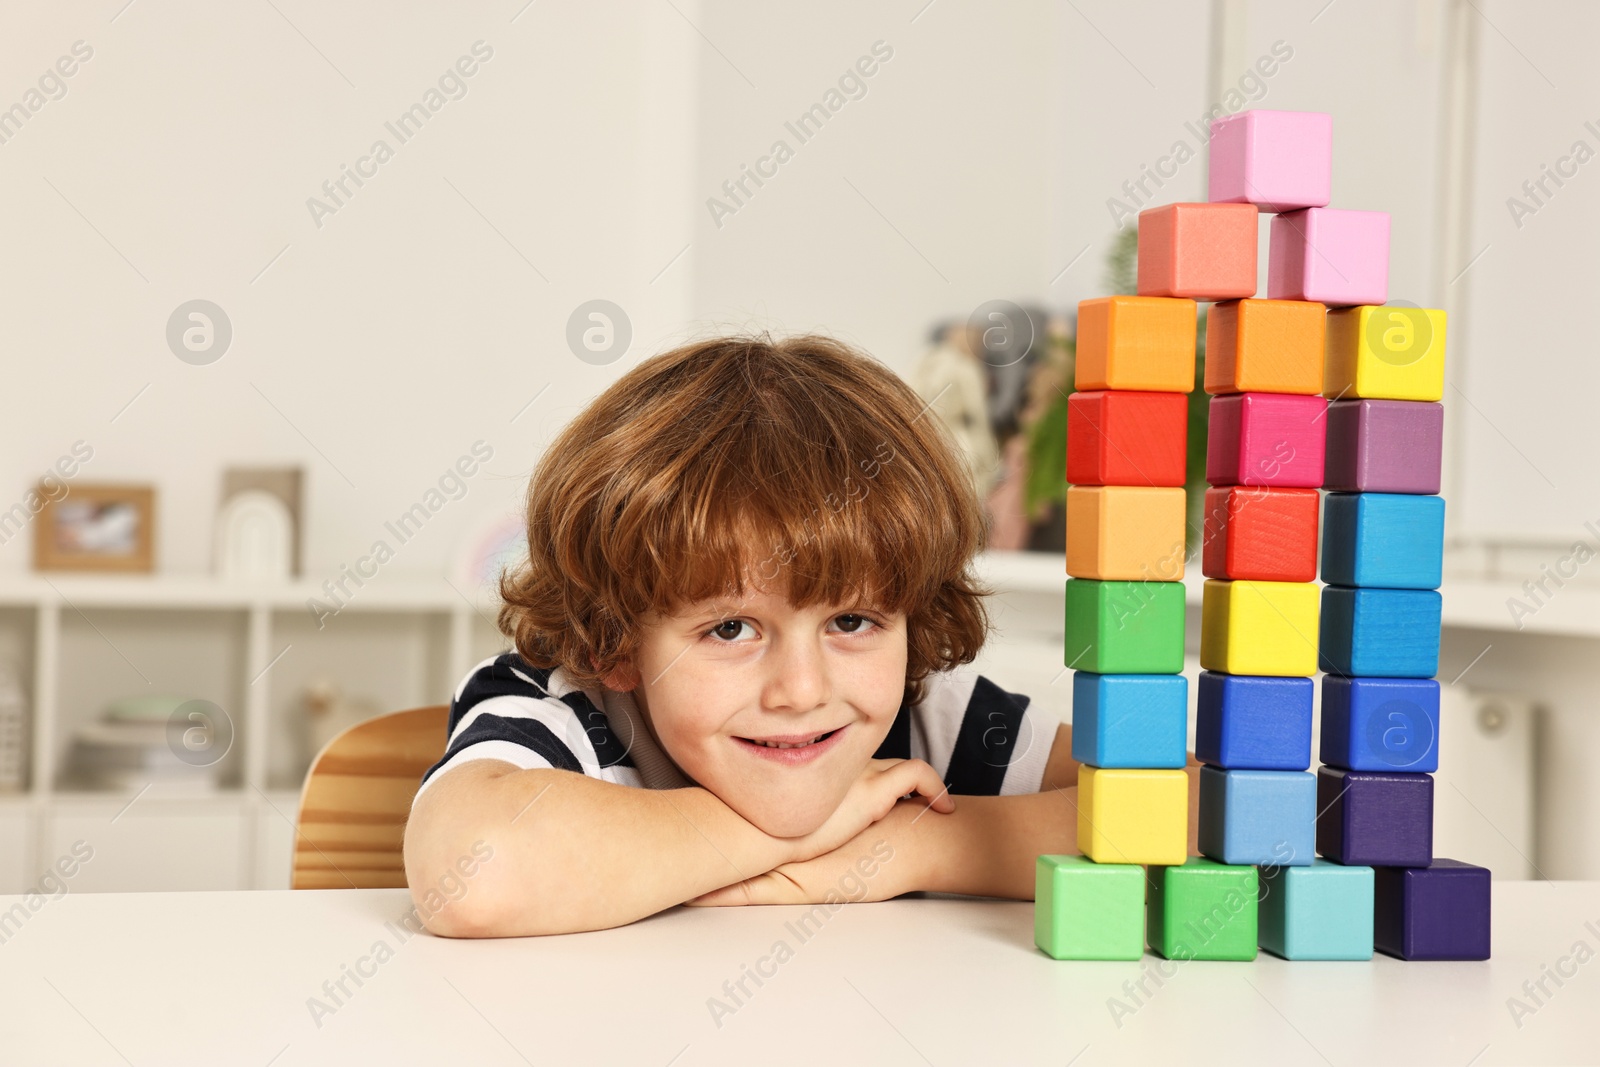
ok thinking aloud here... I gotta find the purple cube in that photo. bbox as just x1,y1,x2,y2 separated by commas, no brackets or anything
1268,208,1389,307
1209,110,1332,213
1324,399,1443,494
1316,766,1433,866
1375,858,1491,960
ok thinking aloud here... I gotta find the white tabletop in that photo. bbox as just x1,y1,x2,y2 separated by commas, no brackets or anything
0,882,1594,1066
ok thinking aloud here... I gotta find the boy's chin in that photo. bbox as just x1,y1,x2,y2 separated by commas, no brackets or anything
735,797,832,840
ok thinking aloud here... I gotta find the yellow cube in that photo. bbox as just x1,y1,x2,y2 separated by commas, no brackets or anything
1078,765,1189,866
1324,305,1447,401
1200,579,1320,676
1066,486,1187,581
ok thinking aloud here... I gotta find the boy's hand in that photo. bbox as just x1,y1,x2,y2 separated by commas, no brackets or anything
686,797,934,906
776,757,954,866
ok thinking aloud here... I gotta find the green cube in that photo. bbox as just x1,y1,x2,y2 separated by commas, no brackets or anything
1034,854,1145,960
1064,579,1185,674
1147,857,1258,961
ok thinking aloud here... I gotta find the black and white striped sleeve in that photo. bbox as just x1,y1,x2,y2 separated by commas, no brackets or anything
901,671,1057,796
411,653,624,804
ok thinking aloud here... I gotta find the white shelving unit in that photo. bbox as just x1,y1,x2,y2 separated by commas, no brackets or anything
0,572,509,894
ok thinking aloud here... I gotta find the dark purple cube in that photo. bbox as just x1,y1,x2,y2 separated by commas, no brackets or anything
1374,858,1491,960
1316,766,1433,865
1323,399,1443,494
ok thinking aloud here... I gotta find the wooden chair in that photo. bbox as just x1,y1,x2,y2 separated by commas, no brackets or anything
291,705,449,889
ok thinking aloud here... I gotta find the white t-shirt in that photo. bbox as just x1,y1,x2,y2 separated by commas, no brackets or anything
412,652,1056,808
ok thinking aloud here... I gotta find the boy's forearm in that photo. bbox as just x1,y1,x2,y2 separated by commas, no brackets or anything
406,764,793,936
920,762,1203,900
921,788,1080,899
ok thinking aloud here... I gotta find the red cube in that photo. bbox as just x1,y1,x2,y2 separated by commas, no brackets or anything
1067,390,1188,487
1202,486,1320,582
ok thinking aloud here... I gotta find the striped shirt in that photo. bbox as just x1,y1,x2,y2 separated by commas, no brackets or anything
412,652,1057,807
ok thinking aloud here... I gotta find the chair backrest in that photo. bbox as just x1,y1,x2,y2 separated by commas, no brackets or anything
292,704,449,889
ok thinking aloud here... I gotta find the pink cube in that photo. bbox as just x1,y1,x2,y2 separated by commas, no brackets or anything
1206,392,1328,488
1209,110,1333,213
1268,208,1389,307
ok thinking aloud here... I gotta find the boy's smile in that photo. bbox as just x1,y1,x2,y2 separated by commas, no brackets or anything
605,581,908,838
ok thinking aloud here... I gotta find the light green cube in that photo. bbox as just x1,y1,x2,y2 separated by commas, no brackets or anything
1147,856,1258,961
1064,579,1186,674
1034,854,1145,960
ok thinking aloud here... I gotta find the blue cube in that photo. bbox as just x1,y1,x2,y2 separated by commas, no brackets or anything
1198,765,1315,866
1070,672,1188,769
1258,858,1375,960
1321,492,1445,589
1319,587,1441,678
1321,676,1440,772
1195,672,1312,770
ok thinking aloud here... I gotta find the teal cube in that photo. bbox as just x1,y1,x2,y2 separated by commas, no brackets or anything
1071,672,1189,768
1319,587,1442,678
1147,857,1258,961
1321,492,1446,589
1035,855,1145,960
1064,579,1186,674
1258,858,1375,960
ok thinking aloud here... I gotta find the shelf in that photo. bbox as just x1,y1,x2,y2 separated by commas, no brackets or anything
0,572,497,612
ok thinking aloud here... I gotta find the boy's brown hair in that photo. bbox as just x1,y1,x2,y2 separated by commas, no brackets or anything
497,333,994,709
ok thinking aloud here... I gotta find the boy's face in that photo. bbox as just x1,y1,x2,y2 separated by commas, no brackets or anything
611,583,908,839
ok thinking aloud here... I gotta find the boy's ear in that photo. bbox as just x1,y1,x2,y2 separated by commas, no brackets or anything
592,653,640,692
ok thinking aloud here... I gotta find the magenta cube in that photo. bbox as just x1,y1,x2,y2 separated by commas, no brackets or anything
1268,208,1389,307
1205,392,1328,488
1209,110,1332,213
1324,399,1444,494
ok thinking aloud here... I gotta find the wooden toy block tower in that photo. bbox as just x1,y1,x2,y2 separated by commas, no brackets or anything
1038,109,1491,964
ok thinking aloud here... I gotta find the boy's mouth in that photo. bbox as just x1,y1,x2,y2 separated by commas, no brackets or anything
738,728,840,749
733,726,847,763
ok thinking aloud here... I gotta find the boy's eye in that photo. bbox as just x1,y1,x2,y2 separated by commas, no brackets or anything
702,614,882,642
706,619,752,642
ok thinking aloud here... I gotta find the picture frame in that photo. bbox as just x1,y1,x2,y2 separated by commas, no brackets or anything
34,483,156,573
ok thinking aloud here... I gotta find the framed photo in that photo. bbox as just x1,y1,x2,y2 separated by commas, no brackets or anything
34,484,156,573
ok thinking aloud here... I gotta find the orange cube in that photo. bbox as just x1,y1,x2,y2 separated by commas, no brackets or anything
1075,296,1197,393
1066,485,1188,581
1137,202,1259,301
1205,298,1326,395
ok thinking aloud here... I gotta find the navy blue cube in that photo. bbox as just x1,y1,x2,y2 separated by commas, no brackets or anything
1321,492,1445,589
1321,676,1440,772
1316,766,1433,866
1070,672,1188,769
1196,671,1312,770
1319,587,1441,678
1374,858,1491,960
1199,766,1315,866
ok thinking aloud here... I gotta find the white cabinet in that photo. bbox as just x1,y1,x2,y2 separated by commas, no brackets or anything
0,574,508,892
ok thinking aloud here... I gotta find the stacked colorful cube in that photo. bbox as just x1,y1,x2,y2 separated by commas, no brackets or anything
1190,110,1330,959
1303,171,1490,961
1038,109,1491,965
1036,246,1197,960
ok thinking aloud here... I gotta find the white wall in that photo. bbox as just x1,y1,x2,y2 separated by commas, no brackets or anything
0,0,698,585
1,0,1590,581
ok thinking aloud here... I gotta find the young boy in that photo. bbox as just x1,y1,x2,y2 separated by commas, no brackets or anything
403,334,1202,936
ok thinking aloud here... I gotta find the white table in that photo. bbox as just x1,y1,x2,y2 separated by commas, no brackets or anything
0,883,1594,1066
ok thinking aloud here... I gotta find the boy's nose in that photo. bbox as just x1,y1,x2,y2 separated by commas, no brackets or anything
762,640,832,712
